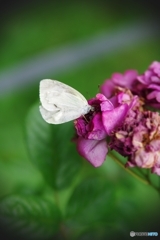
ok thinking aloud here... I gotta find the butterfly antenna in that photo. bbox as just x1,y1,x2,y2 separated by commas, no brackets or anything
83,115,89,123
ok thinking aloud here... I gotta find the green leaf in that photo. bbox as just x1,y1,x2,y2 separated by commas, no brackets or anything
0,194,61,240
66,176,115,226
25,103,82,189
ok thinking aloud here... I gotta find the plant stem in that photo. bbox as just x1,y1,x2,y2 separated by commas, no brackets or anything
109,152,160,193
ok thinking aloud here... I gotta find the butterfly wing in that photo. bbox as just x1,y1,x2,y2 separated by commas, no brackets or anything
39,79,91,124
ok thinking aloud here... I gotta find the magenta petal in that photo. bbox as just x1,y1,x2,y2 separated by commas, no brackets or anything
96,93,108,101
152,165,160,176
96,93,114,111
77,137,108,167
112,73,123,84
87,113,107,140
100,100,114,111
124,70,138,83
148,139,160,152
152,161,160,176
147,90,160,102
102,104,129,135
100,80,115,98
113,70,138,88
148,84,160,91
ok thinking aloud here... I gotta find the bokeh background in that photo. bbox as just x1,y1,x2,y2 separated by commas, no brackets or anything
0,0,160,239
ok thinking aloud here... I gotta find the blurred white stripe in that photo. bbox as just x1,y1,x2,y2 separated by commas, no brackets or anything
0,20,159,94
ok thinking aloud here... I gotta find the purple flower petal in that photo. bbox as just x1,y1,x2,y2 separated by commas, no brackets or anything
87,113,107,140
76,137,108,167
148,139,160,152
102,104,129,135
136,61,160,108
152,157,160,175
96,93,108,102
74,118,87,137
148,83,160,90
112,70,138,88
100,70,138,99
100,80,115,99
152,167,160,176
126,148,157,169
147,90,160,102
134,149,155,168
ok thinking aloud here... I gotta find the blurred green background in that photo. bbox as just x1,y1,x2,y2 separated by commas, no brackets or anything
0,0,160,239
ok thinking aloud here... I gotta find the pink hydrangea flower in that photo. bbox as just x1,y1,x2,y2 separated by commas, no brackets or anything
136,61,160,108
100,70,138,98
100,61,160,109
73,62,160,176
110,91,160,175
74,93,129,167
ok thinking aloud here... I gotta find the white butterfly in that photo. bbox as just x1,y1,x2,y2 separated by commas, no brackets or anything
39,79,91,124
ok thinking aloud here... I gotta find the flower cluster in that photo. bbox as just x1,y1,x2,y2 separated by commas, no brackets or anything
74,61,160,176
